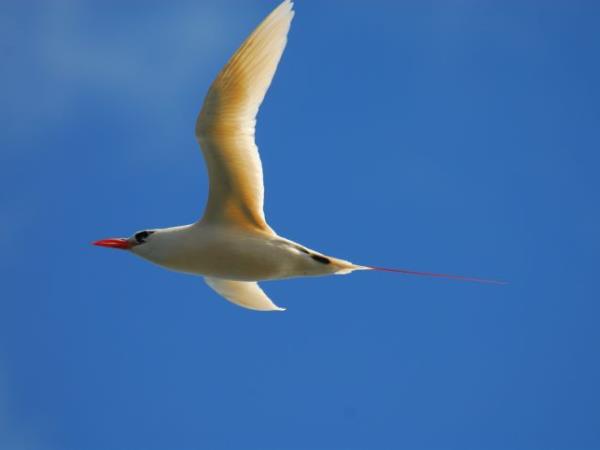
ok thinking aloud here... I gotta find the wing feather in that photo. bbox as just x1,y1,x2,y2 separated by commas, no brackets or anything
195,1,294,230
204,277,285,311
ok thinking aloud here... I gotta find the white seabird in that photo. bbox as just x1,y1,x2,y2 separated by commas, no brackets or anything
95,1,503,311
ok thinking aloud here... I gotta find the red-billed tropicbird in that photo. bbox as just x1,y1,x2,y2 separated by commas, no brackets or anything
94,0,503,311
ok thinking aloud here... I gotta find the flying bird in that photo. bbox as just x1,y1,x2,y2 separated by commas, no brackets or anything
94,0,502,311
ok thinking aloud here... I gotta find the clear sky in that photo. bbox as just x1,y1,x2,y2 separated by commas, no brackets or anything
2,1,599,449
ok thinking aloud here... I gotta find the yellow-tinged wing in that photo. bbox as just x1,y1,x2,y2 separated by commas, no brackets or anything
204,277,285,311
195,0,294,231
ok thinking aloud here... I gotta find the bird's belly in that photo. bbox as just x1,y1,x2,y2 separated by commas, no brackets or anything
152,238,289,281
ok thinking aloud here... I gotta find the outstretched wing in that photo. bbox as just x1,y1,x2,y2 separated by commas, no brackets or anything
204,277,285,311
195,0,295,231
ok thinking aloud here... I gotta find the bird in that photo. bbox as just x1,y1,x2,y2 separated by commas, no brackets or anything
94,0,503,311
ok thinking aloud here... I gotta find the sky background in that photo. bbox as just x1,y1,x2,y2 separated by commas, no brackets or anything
1,1,600,449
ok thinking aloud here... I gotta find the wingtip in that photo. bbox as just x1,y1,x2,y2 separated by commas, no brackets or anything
278,0,295,16
244,304,286,312
261,303,286,312
261,305,286,312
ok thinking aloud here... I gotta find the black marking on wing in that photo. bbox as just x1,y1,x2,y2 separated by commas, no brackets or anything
281,241,329,264
311,254,331,264
285,241,310,254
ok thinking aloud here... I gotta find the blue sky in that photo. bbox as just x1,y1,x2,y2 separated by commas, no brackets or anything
2,1,600,449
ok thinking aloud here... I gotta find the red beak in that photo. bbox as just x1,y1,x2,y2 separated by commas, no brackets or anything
93,238,131,250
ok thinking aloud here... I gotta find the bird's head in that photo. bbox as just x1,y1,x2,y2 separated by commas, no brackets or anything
93,230,156,252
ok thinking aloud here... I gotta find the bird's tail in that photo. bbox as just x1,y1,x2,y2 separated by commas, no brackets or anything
363,264,506,284
332,258,505,285
337,263,506,285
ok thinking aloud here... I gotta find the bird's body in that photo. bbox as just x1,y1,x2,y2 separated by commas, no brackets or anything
94,0,502,311
131,222,358,282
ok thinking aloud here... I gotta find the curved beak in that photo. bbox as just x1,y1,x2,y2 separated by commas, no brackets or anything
93,238,131,250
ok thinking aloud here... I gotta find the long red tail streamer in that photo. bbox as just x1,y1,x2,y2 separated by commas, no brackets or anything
366,266,507,285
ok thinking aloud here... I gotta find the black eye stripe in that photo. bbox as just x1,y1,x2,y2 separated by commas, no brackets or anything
135,232,147,242
134,230,154,243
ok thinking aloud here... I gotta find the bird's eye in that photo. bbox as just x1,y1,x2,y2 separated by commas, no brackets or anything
134,230,153,244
